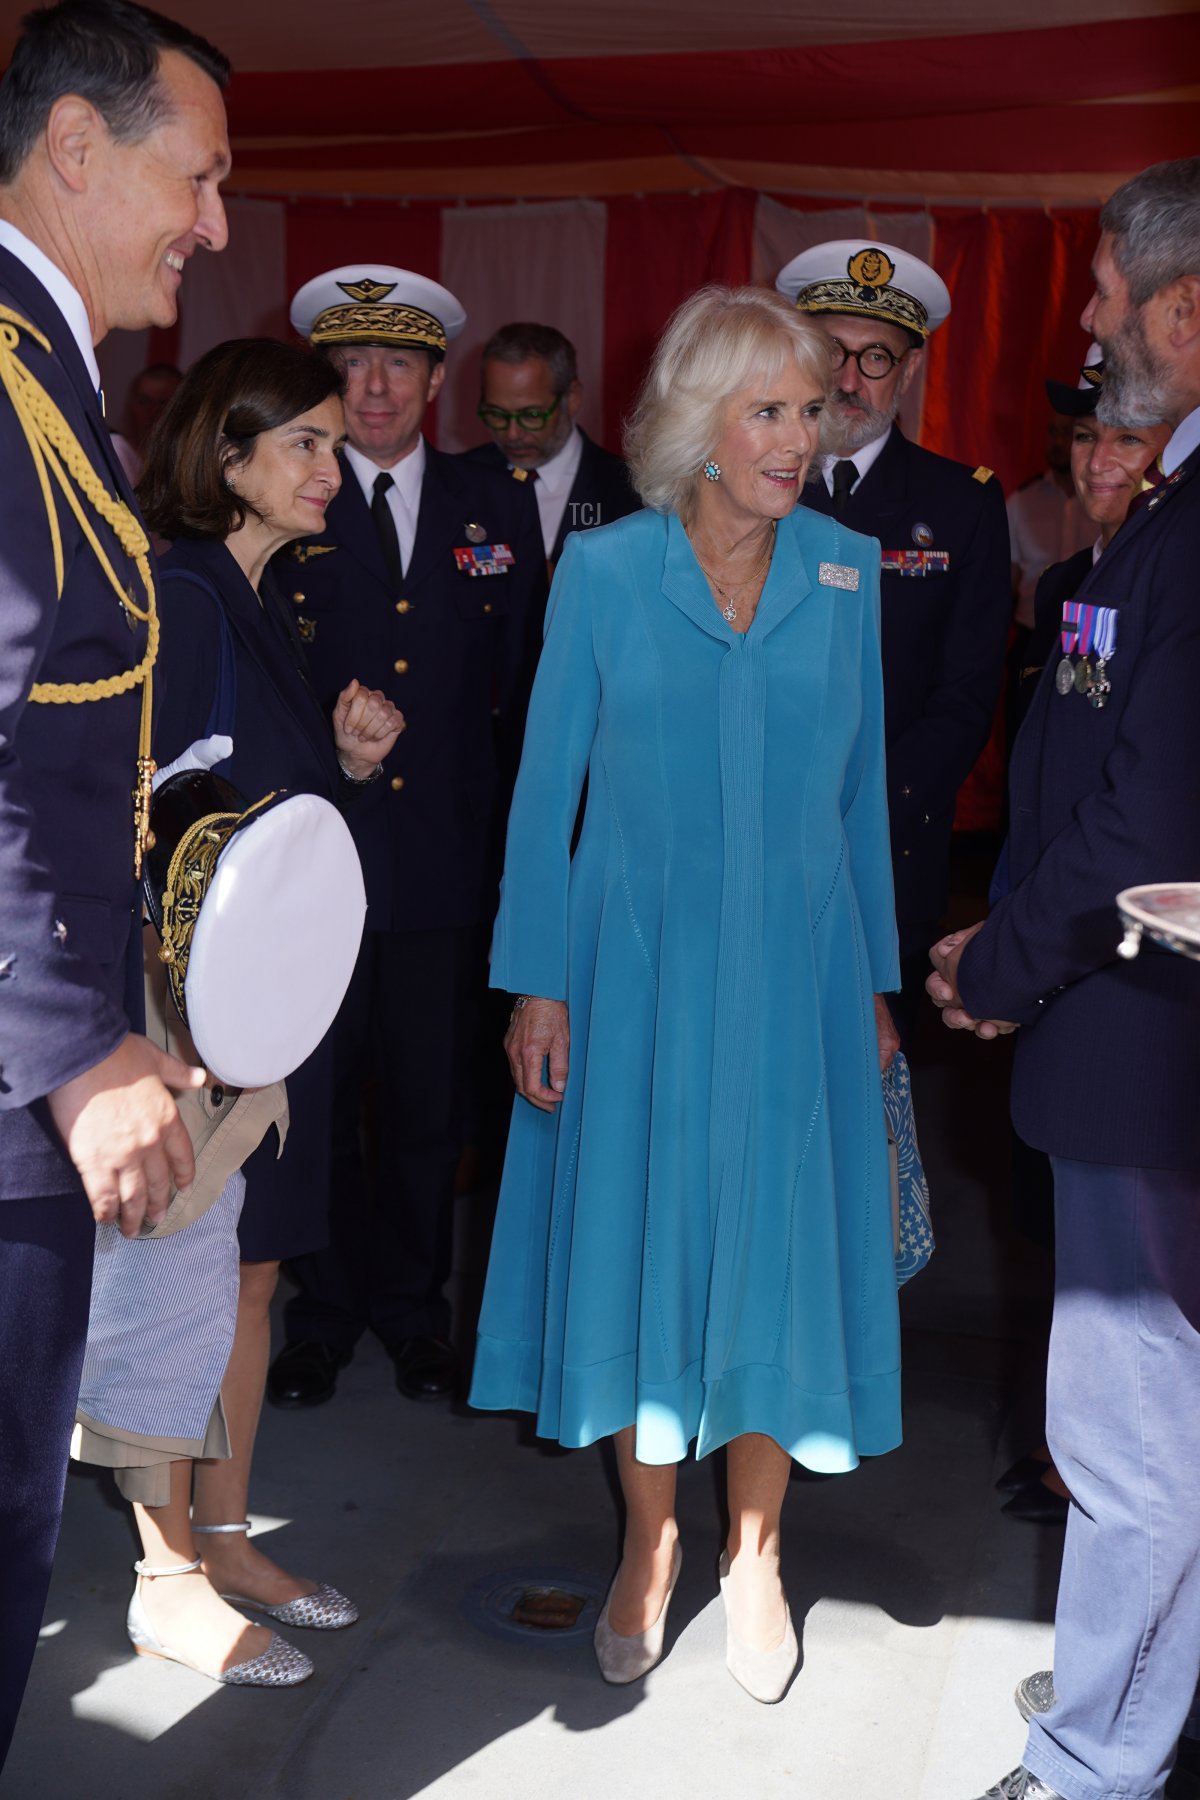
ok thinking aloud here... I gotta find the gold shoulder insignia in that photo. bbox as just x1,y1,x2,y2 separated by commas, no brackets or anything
973,466,995,484
336,278,397,304
292,544,338,563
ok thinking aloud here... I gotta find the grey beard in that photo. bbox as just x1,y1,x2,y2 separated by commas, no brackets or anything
819,387,899,456
1096,315,1174,429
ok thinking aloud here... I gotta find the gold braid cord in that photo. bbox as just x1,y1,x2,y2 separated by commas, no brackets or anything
0,304,159,873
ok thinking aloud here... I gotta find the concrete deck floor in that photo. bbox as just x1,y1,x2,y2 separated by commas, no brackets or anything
3,860,1066,1800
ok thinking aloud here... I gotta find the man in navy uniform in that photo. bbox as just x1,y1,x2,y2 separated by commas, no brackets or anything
777,241,1011,1037
927,157,1200,1800
462,321,639,569
0,0,230,1761
268,267,548,1409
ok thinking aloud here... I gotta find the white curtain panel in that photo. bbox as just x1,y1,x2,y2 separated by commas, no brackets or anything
438,198,607,453
177,197,289,371
753,196,934,442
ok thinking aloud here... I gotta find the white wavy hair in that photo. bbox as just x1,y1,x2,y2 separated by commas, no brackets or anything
624,285,831,520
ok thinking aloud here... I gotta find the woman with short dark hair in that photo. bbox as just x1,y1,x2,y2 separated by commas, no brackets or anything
102,338,403,1687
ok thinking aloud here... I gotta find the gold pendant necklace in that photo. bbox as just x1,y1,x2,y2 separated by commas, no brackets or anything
688,520,776,623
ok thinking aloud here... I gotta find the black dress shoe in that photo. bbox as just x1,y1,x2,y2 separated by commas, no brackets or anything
390,1336,457,1401
267,1341,350,1409
1001,1475,1070,1526
995,1453,1053,1494
1016,1676,1200,1800
974,1768,1066,1800
1168,1736,1200,1800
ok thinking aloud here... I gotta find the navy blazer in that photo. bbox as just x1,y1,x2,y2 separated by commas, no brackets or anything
278,442,548,934
1012,545,1096,731
153,537,363,1253
460,428,641,564
804,427,1012,928
155,537,345,804
959,448,1200,1168
0,246,150,1200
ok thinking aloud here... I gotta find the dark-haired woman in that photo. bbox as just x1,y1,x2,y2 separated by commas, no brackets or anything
116,339,403,1686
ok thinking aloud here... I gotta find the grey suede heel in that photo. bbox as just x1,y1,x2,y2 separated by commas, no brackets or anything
718,1549,798,1703
593,1541,683,1684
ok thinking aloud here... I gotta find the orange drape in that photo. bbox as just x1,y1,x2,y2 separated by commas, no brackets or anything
923,207,1100,494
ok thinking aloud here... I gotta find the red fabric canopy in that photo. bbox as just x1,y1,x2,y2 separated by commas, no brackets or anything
214,11,1192,200
3,4,1187,199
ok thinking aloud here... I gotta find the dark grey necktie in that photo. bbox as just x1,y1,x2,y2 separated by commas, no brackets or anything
371,471,403,589
831,460,857,515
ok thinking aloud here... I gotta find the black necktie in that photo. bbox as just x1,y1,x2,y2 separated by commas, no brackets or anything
371,471,403,589
831,460,857,515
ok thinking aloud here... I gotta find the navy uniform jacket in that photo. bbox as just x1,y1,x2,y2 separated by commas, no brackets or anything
805,426,1011,929
959,447,1200,1168
461,429,641,564
153,536,365,1258
280,443,548,934
0,246,149,1201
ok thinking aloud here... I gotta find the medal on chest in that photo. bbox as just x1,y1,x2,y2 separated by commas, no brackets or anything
1058,600,1118,706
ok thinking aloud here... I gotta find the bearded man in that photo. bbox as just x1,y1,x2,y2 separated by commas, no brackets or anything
927,157,1200,1800
777,241,1011,1038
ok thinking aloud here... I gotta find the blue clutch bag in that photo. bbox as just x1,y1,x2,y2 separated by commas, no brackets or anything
882,1050,934,1286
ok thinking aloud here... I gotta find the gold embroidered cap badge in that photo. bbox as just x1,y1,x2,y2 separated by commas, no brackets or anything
337,278,398,304
847,247,896,302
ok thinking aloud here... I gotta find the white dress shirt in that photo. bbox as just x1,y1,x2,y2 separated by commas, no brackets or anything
818,424,892,499
0,219,101,394
344,436,426,575
527,426,584,558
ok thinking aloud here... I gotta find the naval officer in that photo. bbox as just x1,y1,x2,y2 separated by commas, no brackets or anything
0,0,230,1760
777,240,1012,1037
268,266,548,1409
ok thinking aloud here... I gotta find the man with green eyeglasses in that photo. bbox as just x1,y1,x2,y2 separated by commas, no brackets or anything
463,322,639,569
777,239,1011,1042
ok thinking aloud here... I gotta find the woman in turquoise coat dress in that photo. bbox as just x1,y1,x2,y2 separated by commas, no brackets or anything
469,286,901,1702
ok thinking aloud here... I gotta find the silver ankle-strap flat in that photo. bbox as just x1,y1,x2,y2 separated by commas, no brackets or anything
127,1559,313,1687
192,1521,359,1630
219,1583,359,1630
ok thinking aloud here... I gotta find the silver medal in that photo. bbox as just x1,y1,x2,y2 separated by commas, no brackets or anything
1055,657,1076,696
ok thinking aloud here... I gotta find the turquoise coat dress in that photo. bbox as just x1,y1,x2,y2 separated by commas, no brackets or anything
469,505,902,1471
